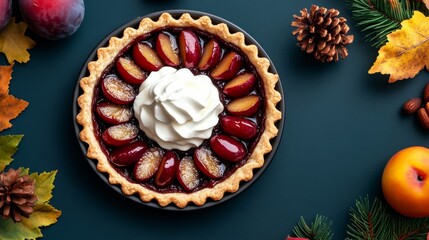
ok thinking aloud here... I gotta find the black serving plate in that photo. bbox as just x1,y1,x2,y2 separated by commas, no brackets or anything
73,9,285,211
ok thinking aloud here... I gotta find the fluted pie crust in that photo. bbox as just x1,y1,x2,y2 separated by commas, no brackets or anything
77,12,282,208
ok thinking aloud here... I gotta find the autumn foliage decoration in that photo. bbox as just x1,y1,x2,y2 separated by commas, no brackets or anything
348,0,429,82
369,11,429,82
347,0,429,48
0,12,60,240
0,65,28,131
0,17,35,64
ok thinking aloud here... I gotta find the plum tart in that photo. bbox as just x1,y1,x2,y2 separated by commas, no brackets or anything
77,12,282,208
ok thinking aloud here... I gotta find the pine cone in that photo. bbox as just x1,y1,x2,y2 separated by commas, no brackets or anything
0,168,38,222
292,5,354,63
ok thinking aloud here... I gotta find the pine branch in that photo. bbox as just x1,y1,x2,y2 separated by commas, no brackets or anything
346,196,387,239
346,196,429,240
292,215,334,240
347,0,429,48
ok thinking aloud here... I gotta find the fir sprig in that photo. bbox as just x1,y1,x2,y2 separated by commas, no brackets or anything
347,0,429,48
346,196,388,239
288,196,429,240
347,196,429,240
292,215,333,240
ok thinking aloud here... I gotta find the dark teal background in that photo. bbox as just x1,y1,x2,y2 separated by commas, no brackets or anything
3,0,429,239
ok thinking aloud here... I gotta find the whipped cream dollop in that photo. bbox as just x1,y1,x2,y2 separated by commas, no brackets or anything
133,66,224,151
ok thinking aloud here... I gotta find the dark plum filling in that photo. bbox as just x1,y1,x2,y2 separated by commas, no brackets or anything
91,27,266,193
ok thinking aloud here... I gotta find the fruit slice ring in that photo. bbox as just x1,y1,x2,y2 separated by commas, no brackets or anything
74,10,284,210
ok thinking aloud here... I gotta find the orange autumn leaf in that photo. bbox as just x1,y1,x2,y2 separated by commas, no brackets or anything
0,65,28,131
0,17,36,64
368,11,429,83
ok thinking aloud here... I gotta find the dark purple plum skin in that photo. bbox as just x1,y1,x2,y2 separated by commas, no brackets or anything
19,0,85,40
0,0,12,31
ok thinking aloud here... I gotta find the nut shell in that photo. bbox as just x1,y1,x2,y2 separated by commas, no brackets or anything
423,83,429,102
402,98,422,115
417,107,429,130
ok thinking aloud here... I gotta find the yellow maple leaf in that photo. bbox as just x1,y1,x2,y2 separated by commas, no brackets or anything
0,17,36,64
368,11,429,83
0,65,29,131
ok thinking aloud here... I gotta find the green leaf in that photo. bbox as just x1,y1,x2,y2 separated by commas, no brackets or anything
0,218,42,240
0,134,23,171
30,170,58,204
0,203,61,240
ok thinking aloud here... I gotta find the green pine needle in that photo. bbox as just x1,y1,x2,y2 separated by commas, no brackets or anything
292,215,334,240
347,0,429,48
346,196,429,240
289,196,429,240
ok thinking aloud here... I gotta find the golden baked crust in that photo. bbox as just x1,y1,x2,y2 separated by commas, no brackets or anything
77,12,282,208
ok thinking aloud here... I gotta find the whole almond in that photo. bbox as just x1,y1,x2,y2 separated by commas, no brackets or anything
417,107,429,130
423,83,429,102
402,97,422,115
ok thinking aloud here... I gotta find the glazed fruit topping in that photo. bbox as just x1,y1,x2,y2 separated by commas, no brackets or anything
134,147,164,182
133,43,164,71
220,115,258,140
223,72,256,98
194,147,226,179
226,95,261,117
96,102,133,125
92,26,267,193
179,30,202,68
116,57,146,85
156,33,180,67
110,141,148,167
177,156,200,191
101,75,136,105
198,39,221,71
102,123,139,146
211,51,243,80
210,134,247,162
154,151,179,188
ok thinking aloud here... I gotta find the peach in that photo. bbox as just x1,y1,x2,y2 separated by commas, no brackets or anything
133,42,164,71
382,146,429,217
